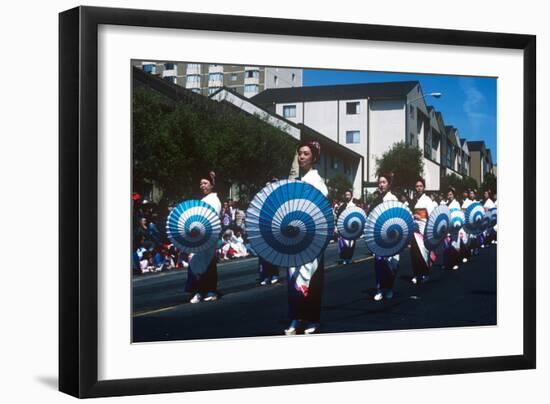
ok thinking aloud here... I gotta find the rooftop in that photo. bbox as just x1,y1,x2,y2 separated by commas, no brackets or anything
250,81,420,105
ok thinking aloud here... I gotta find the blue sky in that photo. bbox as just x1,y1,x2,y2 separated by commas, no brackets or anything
303,69,497,160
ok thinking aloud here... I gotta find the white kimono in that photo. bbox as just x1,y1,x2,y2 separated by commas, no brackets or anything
288,169,328,295
461,198,477,243
414,193,434,235
411,193,435,269
447,199,462,250
483,198,497,234
381,191,400,269
188,192,222,274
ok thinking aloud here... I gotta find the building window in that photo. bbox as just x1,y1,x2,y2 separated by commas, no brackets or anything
409,105,415,118
186,75,200,86
283,105,296,118
209,73,223,82
346,102,360,115
424,130,432,159
230,73,238,81
208,87,221,95
164,63,175,70
246,70,259,79
142,64,155,73
244,84,259,94
346,131,360,144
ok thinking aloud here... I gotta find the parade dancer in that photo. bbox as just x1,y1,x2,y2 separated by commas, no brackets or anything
410,178,435,284
369,173,400,301
285,141,329,335
186,172,222,304
336,189,356,265
482,190,497,246
463,189,480,257
443,187,462,271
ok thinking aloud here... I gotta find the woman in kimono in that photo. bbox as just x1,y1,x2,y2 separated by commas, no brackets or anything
443,187,463,271
482,190,497,246
335,189,356,265
285,140,329,336
410,178,434,284
462,189,481,257
368,173,400,301
186,171,222,304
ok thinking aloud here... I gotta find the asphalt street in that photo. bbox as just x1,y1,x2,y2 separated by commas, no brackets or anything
132,241,497,342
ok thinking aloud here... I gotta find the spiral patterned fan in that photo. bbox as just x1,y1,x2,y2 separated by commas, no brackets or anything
463,202,486,235
165,200,221,253
364,201,414,257
424,205,451,250
488,208,497,227
245,180,334,267
449,208,465,234
337,206,367,240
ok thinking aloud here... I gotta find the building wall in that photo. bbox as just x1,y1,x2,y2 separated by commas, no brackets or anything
264,67,303,89
338,99,369,160
469,151,482,186
303,101,339,141
424,158,441,191
276,98,368,184
368,99,406,182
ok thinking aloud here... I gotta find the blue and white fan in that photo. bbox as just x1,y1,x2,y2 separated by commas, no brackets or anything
424,205,451,250
463,202,486,235
488,208,497,227
337,206,367,240
364,201,414,257
165,200,221,253
245,180,334,267
449,208,464,234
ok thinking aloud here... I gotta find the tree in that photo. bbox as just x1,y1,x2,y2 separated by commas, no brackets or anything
326,174,353,203
481,172,497,194
132,87,297,204
462,176,479,193
440,173,478,195
375,141,424,194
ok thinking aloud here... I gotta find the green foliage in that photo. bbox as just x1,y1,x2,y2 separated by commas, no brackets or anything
463,176,479,193
481,172,497,193
440,173,478,195
132,87,297,203
375,141,424,192
326,174,353,203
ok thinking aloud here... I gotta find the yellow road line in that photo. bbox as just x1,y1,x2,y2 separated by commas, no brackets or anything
133,305,179,318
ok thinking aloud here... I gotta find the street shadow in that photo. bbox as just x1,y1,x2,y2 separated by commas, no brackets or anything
470,289,496,295
36,375,58,390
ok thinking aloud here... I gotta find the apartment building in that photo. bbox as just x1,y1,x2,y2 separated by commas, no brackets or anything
136,61,302,98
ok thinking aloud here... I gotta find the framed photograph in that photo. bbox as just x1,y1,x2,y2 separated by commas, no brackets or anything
59,5,536,398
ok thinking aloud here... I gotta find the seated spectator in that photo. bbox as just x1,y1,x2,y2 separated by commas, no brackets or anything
231,229,249,257
219,230,248,260
139,251,157,273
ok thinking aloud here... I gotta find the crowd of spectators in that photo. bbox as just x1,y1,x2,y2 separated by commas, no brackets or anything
132,194,255,275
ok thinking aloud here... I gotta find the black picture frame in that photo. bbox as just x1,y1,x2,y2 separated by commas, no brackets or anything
59,5,536,398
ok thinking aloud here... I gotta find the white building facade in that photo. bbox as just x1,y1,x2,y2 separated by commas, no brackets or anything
252,81,452,191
